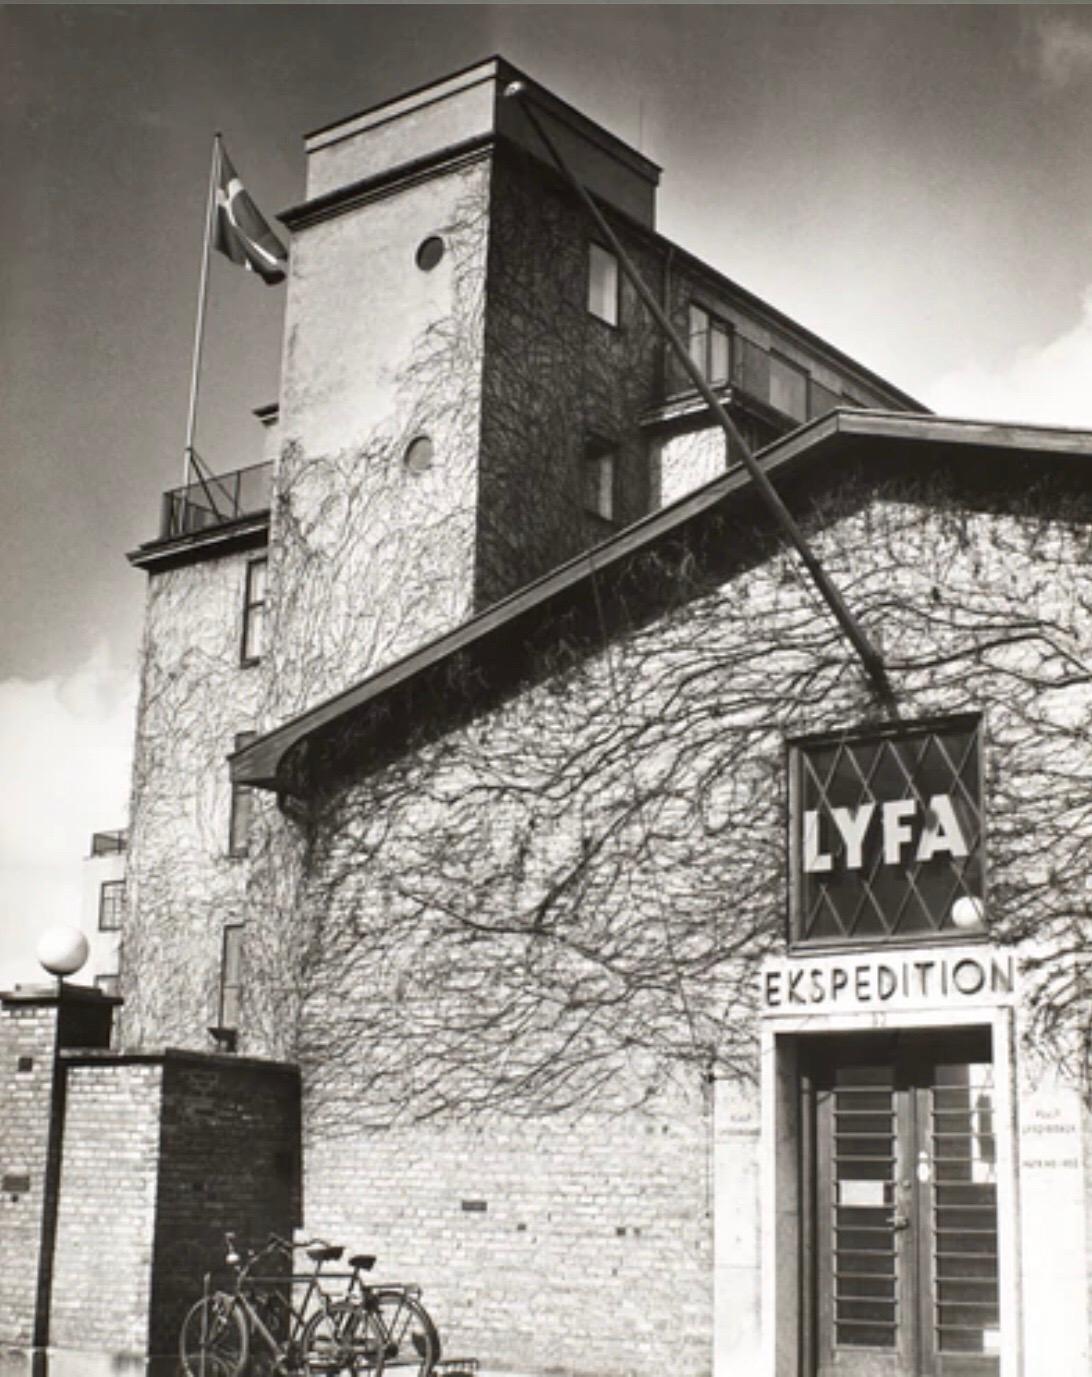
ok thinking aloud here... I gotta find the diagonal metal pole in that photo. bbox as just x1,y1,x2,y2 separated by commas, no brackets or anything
503,82,897,714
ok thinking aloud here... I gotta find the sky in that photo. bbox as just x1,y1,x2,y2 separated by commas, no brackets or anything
5,3,1092,984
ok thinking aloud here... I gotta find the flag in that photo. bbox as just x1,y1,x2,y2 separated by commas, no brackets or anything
213,143,288,285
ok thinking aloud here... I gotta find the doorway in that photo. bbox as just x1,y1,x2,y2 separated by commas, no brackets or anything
803,1028,1000,1377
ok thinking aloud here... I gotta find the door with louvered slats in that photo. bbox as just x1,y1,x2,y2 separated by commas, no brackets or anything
811,1030,1000,1377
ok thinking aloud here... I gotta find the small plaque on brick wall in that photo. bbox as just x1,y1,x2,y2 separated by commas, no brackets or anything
461,1200,487,1213
3,1174,30,1195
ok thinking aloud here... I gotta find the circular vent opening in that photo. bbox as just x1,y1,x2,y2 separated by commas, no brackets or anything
404,435,434,474
415,236,445,272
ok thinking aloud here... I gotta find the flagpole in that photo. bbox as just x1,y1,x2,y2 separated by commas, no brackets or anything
183,133,221,489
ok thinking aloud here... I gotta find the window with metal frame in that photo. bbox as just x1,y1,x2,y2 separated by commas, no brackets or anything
98,879,124,931
587,242,619,326
687,302,732,385
790,716,985,948
241,556,268,664
219,924,243,1031
228,731,257,857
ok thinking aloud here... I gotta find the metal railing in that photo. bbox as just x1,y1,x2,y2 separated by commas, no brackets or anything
160,461,273,540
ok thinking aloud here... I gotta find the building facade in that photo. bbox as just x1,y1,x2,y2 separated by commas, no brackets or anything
22,56,1092,1377
79,830,126,998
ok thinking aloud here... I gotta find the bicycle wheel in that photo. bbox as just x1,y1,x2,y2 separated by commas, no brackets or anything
371,1290,440,1377
179,1294,249,1377
301,1301,370,1377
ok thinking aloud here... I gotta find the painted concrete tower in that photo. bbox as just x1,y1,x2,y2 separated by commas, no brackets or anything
263,57,663,720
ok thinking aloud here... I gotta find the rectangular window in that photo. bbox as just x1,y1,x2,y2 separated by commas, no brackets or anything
769,353,809,422
583,448,616,522
687,303,732,385
587,242,619,326
219,924,243,1031
241,557,267,664
98,880,124,932
228,731,257,857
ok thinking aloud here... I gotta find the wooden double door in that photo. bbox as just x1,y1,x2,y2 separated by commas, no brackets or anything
805,1029,1001,1377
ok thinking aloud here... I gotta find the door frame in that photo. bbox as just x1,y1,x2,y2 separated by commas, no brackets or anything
758,1006,1020,1377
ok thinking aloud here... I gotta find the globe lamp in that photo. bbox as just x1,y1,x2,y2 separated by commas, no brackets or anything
37,925,90,980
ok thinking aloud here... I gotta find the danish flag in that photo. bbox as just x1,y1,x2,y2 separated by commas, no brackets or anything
213,143,288,285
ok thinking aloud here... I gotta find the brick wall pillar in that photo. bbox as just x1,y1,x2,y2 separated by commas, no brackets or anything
2,986,299,1377
46,1050,300,1376
0,982,117,1363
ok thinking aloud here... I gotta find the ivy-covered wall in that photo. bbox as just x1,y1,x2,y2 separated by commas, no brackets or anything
236,470,1092,1376
123,549,262,1050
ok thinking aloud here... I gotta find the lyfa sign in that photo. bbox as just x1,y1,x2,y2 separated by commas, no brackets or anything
790,716,984,945
761,946,1018,1015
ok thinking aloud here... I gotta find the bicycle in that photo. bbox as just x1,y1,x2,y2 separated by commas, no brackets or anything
178,1232,352,1376
299,1250,440,1377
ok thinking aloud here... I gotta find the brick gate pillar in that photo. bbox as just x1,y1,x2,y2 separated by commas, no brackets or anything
0,982,118,1368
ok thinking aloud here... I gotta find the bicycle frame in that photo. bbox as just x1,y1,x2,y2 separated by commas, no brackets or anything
241,1251,346,1364
192,1236,348,1376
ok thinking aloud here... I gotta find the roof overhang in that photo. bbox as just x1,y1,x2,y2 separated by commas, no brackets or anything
128,513,270,574
231,409,1092,795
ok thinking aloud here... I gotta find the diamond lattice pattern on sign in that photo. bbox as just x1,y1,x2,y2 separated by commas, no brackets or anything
794,719,983,946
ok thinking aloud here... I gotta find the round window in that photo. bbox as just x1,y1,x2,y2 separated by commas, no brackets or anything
415,236,445,271
404,435,434,474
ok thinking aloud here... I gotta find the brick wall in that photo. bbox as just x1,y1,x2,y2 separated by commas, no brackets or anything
2,1029,299,1372
50,1060,164,1355
0,987,116,1353
304,1083,712,1376
0,999,59,1346
254,474,1092,1377
149,1053,301,1359
476,142,663,606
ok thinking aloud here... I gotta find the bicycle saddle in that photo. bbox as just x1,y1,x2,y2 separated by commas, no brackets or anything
349,1253,377,1271
307,1244,344,1263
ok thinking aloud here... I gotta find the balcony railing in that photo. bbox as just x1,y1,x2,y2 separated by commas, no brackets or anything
160,461,273,541
90,830,128,857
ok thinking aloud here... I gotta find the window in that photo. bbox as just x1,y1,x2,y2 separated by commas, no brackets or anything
587,242,619,326
218,924,243,1032
228,731,257,857
583,446,616,522
768,353,809,422
98,880,124,932
241,557,267,665
687,303,732,385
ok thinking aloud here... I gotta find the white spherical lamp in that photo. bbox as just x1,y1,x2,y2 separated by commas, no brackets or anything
950,896,985,932
37,925,90,979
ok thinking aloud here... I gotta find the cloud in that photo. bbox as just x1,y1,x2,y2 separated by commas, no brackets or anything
927,285,1092,429
0,646,136,988
1023,12,1092,89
